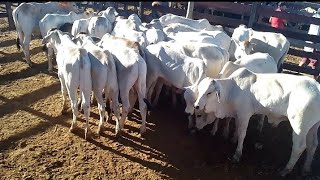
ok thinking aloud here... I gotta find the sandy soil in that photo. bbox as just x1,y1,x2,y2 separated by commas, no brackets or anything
0,14,319,180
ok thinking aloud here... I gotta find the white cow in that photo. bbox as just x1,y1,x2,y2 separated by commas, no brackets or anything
164,22,224,33
73,34,120,135
165,31,231,52
194,68,320,176
231,24,290,71
193,53,278,139
99,37,149,136
145,28,166,45
98,6,118,24
159,13,219,31
87,16,113,38
42,29,92,140
220,53,278,78
39,11,93,37
40,11,94,72
144,43,207,111
150,40,229,107
187,53,277,133
72,18,91,36
97,33,146,60
111,15,148,48
12,2,79,66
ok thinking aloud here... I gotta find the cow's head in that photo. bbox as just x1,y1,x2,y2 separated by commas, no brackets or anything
128,14,142,25
232,24,252,41
58,2,79,13
42,29,61,52
183,88,197,115
230,39,254,61
100,7,118,24
194,78,221,113
194,110,216,130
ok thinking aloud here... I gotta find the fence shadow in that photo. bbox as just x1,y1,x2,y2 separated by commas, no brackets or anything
0,46,45,64
0,39,17,48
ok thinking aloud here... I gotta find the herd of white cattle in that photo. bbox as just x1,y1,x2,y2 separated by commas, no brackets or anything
10,2,320,177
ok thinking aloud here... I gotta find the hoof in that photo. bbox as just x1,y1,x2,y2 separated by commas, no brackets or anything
69,126,76,134
210,130,217,136
115,130,122,138
231,136,237,144
61,109,68,115
301,169,311,177
254,142,263,150
223,130,229,140
85,128,92,140
97,125,103,135
189,129,197,135
279,168,292,177
106,116,112,123
140,126,146,135
232,152,241,163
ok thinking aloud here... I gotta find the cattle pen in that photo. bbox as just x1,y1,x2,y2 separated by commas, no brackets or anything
0,1,320,179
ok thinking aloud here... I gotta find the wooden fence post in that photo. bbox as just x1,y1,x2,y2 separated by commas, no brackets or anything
5,2,14,30
138,2,144,20
248,2,259,28
186,2,194,19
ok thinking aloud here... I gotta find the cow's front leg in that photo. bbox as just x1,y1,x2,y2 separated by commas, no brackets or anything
232,115,250,163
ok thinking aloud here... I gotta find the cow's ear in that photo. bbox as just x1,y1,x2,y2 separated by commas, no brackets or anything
42,31,60,45
211,80,221,103
244,40,250,48
42,31,54,44
248,42,256,52
215,91,221,103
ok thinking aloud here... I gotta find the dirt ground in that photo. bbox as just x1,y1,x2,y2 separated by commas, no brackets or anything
0,14,320,180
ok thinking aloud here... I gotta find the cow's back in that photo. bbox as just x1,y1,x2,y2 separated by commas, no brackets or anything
250,32,290,64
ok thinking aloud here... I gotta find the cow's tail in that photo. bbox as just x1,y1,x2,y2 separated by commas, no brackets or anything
16,37,20,51
137,55,154,111
143,98,154,111
137,43,146,60
12,5,22,51
79,49,92,109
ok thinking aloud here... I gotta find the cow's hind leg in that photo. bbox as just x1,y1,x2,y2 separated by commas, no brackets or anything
117,89,130,137
22,32,32,66
223,117,232,140
58,75,68,114
81,88,92,140
302,121,320,176
254,115,265,150
95,88,106,135
152,80,163,107
67,86,79,134
280,131,307,176
210,118,219,136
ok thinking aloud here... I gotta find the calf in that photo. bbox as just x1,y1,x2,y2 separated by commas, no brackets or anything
73,34,120,135
39,11,93,38
88,16,113,38
159,13,219,31
99,37,149,136
42,29,92,140
13,2,79,66
231,24,290,71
